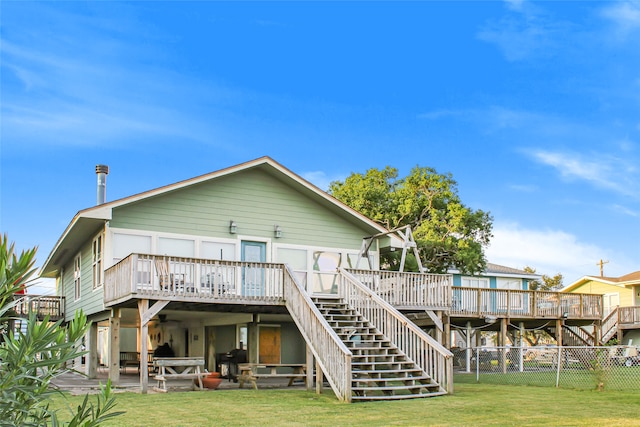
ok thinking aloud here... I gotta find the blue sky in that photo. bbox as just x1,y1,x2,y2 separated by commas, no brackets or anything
1,1,639,293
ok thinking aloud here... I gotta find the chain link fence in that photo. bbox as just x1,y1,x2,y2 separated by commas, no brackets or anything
453,346,640,391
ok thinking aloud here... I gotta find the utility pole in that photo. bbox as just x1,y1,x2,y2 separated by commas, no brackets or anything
596,259,609,277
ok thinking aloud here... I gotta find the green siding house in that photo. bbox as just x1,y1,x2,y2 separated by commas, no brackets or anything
40,156,454,401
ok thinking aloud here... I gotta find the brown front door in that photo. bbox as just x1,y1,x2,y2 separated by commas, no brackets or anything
259,326,281,364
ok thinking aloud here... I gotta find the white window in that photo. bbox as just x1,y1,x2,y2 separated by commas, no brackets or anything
277,248,308,287
460,277,490,312
201,241,235,261
312,251,342,294
603,293,620,315
158,237,195,257
461,277,490,288
92,234,103,289
112,233,152,263
497,278,523,310
74,254,81,301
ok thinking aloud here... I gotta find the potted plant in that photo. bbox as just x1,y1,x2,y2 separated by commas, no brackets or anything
201,372,222,390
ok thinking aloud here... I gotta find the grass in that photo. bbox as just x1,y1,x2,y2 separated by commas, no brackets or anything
50,383,640,427
454,365,640,391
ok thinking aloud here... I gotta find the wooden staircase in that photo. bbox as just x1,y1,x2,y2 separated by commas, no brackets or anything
313,296,445,401
545,325,595,346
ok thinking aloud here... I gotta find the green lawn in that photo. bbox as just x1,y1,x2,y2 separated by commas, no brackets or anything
455,366,640,391
50,383,640,427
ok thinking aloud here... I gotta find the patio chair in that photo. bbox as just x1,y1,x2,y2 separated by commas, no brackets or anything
154,257,184,291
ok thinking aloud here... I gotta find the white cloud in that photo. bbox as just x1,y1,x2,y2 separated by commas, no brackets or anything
508,184,538,193
300,171,346,192
504,0,526,12
528,149,639,197
486,222,612,285
601,1,640,34
477,3,565,62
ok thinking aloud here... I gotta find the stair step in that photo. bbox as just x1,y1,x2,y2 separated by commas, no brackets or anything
352,383,440,393
352,375,436,384
353,368,423,375
352,362,416,368
351,390,447,401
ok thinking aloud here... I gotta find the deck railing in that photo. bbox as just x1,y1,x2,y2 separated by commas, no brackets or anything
347,269,452,310
12,295,65,321
619,306,640,326
283,266,352,402
339,268,454,394
451,287,602,320
601,307,619,343
104,253,286,305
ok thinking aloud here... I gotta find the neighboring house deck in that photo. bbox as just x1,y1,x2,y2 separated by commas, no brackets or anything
13,294,65,321
564,271,640,345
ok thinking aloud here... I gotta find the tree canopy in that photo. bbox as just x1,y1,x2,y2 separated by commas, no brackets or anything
523,266,564,291
329,165,493,274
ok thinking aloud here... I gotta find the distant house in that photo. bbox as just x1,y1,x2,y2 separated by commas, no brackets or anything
451,263,540,291
563,271,640,345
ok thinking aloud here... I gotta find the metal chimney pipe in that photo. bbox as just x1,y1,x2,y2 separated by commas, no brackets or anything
96,164,109,205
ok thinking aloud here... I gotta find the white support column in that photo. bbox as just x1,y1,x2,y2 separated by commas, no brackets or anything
465,321,472,373
519,322,525,373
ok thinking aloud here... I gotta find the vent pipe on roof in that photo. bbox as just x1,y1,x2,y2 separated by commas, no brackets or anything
96,164,109,205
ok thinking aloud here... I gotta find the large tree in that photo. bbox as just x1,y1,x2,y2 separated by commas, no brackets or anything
329,165,493,274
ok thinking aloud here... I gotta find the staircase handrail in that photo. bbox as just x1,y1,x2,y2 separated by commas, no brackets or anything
282,266,353,402
562,325,594,346
601,306,619,343
338,267,454,394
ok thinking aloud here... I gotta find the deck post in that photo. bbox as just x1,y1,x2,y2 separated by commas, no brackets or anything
138,299,150,394
555,319,563,347
306,345,314,391
443,314,451,349
108,308,121,386
500,317,507,374
87,322,98,379
465,322,472,373
315,359,323,395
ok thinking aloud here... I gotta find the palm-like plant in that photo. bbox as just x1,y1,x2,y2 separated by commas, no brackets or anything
0,235,123,426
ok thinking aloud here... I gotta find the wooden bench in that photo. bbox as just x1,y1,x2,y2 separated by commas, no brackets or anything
153,357,207,392
119,351,140,372
238,363,307,389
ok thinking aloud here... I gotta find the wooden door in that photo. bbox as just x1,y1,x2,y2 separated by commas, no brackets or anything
259,326,281,364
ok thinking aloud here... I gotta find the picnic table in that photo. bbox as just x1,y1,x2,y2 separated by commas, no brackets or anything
237,363,307,389
153,357,207,392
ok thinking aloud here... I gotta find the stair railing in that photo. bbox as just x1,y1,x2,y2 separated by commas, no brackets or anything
338,268,454,394
601,306,619,343
562,325,594,346
283,266,353,402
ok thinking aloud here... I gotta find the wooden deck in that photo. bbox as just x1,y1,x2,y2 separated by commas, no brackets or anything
25,255,604,326
104,254,287,307
12,294,65,321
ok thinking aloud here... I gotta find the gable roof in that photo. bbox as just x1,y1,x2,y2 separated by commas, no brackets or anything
448,263,541,280
562,270,640,292
41,156,389,277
